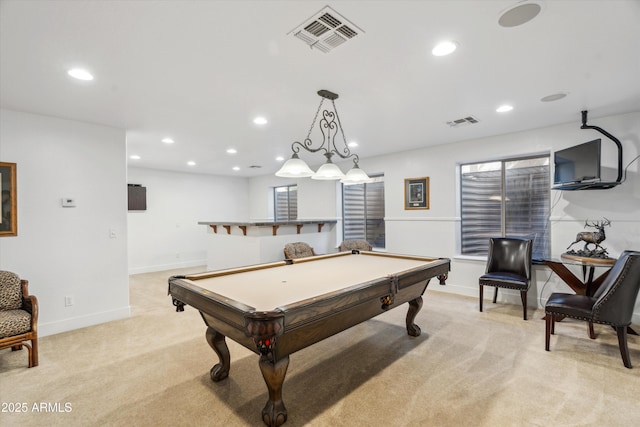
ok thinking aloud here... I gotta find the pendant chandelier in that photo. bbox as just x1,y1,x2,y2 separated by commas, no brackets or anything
275,90,370,183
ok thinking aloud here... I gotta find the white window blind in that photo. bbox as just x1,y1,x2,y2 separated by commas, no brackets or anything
274,185,297,221
342,175,385,248
460,156,550,259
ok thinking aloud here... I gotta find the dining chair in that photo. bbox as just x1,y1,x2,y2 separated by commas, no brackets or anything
545,250,640,368
479,237,533,320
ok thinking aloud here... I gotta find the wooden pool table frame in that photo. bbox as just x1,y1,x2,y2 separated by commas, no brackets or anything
168,251,450,426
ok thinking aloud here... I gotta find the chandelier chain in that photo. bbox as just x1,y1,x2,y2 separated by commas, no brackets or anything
305,98,325,141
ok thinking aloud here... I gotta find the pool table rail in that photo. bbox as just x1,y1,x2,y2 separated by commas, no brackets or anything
169,276,260,348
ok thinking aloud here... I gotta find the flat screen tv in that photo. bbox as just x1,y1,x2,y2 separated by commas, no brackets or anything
128,184,147,211
553,139,601,186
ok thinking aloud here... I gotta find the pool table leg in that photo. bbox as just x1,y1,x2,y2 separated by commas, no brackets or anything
259,354,289,427
406,296,423,337
205,327,230,382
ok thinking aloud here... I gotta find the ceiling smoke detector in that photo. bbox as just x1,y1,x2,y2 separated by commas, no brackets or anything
289,6,364,53
446,116,480,127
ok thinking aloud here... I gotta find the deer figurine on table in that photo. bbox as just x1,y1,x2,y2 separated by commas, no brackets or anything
567,218,611,255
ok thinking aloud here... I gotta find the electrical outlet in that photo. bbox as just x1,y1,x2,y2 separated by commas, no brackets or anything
64,296,74,307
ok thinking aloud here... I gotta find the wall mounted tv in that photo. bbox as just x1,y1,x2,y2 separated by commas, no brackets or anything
553,139,606,190
554,110,623,191
128,184,147,211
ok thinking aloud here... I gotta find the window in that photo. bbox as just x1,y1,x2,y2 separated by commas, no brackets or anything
274,185,297,221
342,175,385,248
460,155,550,259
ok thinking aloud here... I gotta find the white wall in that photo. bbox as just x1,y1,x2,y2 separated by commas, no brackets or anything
0,109,129,336
203,224,336,270
335,111,640,321
248,174,341,252
248,173,339,221
127,167,250,274
126,168,341,274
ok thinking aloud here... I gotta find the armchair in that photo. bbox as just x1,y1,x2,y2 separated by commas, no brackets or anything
0,270,39,367
545,250,640,368
284,242,316,260
338,239,373,252
479,237,533,320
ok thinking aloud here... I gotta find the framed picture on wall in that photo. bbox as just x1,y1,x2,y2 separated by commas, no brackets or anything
404,177,429,210
0,162,17,236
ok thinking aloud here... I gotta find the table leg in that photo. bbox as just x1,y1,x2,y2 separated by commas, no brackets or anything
406,296,423,337
585,266,598,296
544,260,587,295
259,354,289,427
205,327,230,381
589,269,611,295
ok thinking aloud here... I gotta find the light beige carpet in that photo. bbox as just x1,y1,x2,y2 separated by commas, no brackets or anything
2,267,639,426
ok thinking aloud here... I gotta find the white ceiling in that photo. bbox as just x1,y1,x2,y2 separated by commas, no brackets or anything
1,0,639,177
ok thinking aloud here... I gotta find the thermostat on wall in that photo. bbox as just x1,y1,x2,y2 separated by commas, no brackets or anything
61,198,76,207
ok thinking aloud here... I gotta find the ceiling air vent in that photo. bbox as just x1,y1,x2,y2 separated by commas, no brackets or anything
289,6,364,53
446,116,480,127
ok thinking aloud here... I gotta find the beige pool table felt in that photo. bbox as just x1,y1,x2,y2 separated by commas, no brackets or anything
184,254,436,311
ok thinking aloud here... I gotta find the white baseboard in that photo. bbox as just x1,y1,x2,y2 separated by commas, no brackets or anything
430,282,640,326
38,306,131,337
128,259,206,275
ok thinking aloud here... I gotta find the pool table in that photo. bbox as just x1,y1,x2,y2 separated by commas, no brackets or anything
168,250,450,426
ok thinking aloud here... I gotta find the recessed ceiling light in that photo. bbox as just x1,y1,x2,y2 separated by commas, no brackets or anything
348,141,358,148
253,116,268,125
498,2,542,28
187,161,196,166
67,68,94,81
276,156,285,162
129,155,141,160
541,92,568,102
496,105,514,113
162,138,174,144
232,166,240,171
226,148,237,154
432,41,458,56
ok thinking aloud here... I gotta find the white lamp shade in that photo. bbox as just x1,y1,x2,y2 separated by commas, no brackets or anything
312,162,345,180
341,165,371,184
275,156,315,178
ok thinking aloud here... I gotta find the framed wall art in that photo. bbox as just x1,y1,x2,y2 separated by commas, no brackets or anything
404,176,429,210
0,162,17,236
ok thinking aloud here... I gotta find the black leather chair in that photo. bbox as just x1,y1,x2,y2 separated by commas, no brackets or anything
479,237,533,320
545,250,640,368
